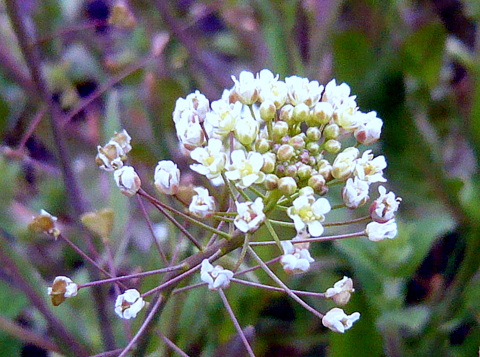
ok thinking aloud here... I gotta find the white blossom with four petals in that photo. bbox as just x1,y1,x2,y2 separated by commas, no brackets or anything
342,177,370,209
280,239,314,274
115,289,145,320
225,150,265,189
366,219,398,241
287,192,331,237
188,187,216,218
234,198,266,233
370,186,401,223
322,307,360,333
190,138,227,180
200,259,234,290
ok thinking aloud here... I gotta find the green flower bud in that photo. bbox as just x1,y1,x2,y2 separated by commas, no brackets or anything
306,127,322,141
277,144,295,161
293,103,310,123
297,164,313,180
256,138,272,154
308,174,327,194
262,152,276,173
306,142,321,155
285,164,298,177
324,139,341,153
317,159,333,181
272,121,289,141
324,123,340,140
279,104,295,124
278,176,297,196
264,174,279,190
289,134,305,150
260,100,277,121
311,102,334,125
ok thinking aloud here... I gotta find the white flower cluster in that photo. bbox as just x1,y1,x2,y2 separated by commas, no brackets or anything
95,130,141,197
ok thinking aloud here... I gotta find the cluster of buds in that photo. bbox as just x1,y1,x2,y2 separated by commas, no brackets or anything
95,130,141,197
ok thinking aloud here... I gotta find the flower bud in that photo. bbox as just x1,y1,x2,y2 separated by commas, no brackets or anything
277,144,295,161
262,152,276,173
189,187,216,218
306,127,321,141
259,100,277,121
324,123,340,139
285,165,298,177
264,174,279,190
354,111,383,145
306,142,321,155
278,176,297,196
324,139,341,153
114,166,141,197
297,164,312,180
311,102,334,125
272,120,289,141
255,138,272,153
234,116,259,146
289,134,305,150
293,103,310,122
154,160,180,195
279,104,295,124
317,159,333,181
308,174,326,193
332,147,359,180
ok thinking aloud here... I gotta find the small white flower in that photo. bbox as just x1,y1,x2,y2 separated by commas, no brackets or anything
190,138,227,180
325,276,355,306
354,111,383,145
322,307,360,333
115,289,145,320
234,198,266,233
285,75,323,107
332,147,360,180
200,259,234,290
256,69,288,108
189,187,216,218
355,150,387,183
280,239,314,274
114,166,141,197
365,219,398,241
230,71,258,104
47,276,78,306
342,177,370,209
173,90,210,125
225,150,265,189
287,192,331,237
370,186,402,223
205,97,241,138
154,160,180,195
322,79,357,110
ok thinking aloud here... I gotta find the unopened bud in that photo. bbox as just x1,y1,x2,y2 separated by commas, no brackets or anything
264,174,279,190
278,176,297,196
114,166,141,197
260,100,276,121
277,144,295,161
279,104,295,124
255,138,272,154
262,152,276,173
306,127,321,141
272,120,289,141
289,134,305,150
317,159,333,181
308,174,327,194
297,164,312,180
311,102,334,125
324,123,340,139
324,139,341,153
306,142,320,155
285,165,298,177
293,103,310,122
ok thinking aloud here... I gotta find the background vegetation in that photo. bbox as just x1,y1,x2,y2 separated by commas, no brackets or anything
0,0,479,356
